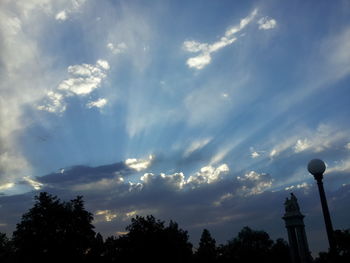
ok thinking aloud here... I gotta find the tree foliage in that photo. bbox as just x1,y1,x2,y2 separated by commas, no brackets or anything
0,232,13,262
12,192,98,263
314,229,350,263
334,229,350,260
270,238,291,263
195,228,217,263
217,226,290,263
106,215,193,262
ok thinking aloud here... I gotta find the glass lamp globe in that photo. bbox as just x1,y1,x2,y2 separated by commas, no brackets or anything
307,159,326,175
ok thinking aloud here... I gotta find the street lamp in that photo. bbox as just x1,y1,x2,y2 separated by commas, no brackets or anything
307,159,336,253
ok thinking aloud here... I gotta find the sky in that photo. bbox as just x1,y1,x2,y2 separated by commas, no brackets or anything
1,0,350,255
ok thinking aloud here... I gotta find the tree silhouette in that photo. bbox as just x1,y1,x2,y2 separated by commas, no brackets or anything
1,191,323,262
334,229,350,262
270,238,291,263
89,232,105,262
314,229,350,263
0,232,13,263
102,236,119,262
195,229,217,263
218,226,274,263
12,192,98,263
107,215,193,262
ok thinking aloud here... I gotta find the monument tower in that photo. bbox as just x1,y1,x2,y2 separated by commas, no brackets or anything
282,193,312,263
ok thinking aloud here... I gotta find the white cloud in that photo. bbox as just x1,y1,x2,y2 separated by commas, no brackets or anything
187,164,229,188
55,10,67,21
269,136,300,158
213,193,234,207
107,42,128,54
268,124,348,159
251,151,260,158
125,210,137,218
95,209,117,222
346,143,350,150
236,171,273,196
55,0,86,21
270,138,296,158
122,208,158,221
86,98,108,109
23,176,43,190
269,149,277,158
58,60,109,95
186,53,212,70
183,138,212,157
258,17,277,30
183,10,277,70
38,60,110,113
0,151,32,185
140,173,155,184
96,59,110,70
183,9,257,70
0,182,15,191
225,9,258,36
0,4,49,184
285,182,310,191
37,91,66,113
182,40,209,53
293,124,348,153
294,139,311,153
59,77,101,95
125,155,154,172
116,231,129,236
238,170,262,181
326,159,350,174
141,172,186,190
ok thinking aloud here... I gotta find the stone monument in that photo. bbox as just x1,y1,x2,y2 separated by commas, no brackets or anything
282,193,312,263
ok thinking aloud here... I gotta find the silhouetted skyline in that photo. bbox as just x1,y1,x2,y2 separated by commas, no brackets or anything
1,192,349,262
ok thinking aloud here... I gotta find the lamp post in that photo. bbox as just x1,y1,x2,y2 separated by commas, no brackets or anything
307,159,336,253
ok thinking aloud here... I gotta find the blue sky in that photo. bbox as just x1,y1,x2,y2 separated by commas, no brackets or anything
1,0,350,255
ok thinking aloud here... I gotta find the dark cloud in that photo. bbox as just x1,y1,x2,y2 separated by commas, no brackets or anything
37,161,132,186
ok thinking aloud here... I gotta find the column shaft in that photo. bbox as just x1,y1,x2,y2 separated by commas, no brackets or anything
287,227,300,263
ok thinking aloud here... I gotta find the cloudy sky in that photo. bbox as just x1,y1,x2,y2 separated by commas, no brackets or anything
1,0,350,255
